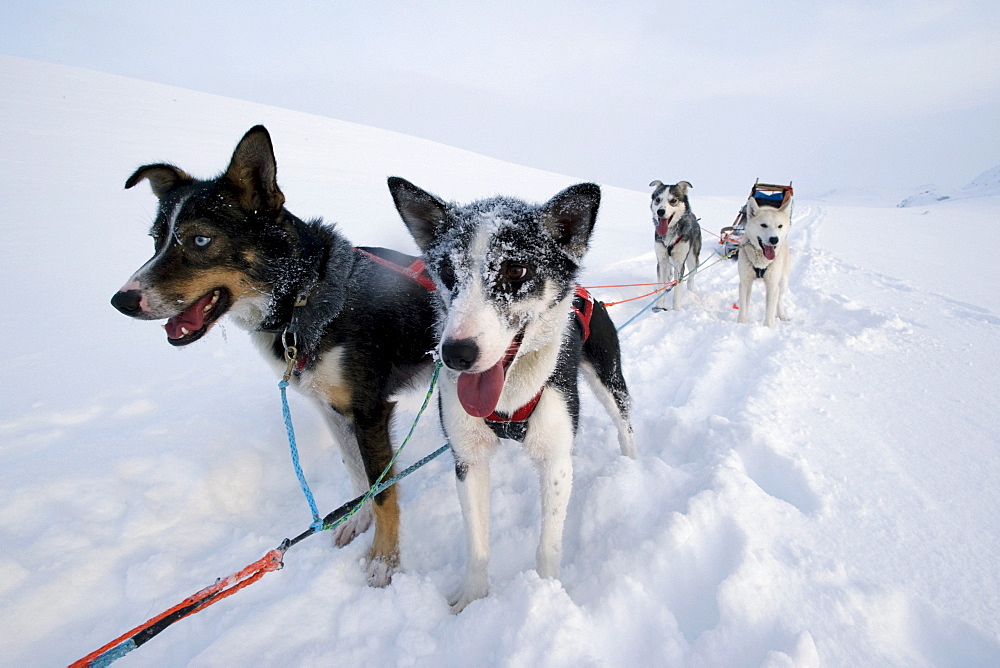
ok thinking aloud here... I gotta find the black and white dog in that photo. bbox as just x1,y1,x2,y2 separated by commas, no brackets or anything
649,180,701,311
388,177,636,612
111,126,438,586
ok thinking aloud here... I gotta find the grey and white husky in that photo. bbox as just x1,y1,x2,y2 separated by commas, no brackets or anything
649,180,702,310
388,177,636,612
737,195,792,327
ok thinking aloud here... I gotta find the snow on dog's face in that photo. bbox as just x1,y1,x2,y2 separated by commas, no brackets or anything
744,195,792,261
648,180,692,237
389,177,600,417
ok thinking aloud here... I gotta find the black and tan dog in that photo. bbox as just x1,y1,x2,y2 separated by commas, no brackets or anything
111,126,436,586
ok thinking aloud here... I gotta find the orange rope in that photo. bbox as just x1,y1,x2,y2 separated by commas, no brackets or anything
71,549,284,667
580,281,674,289
603,282,675,307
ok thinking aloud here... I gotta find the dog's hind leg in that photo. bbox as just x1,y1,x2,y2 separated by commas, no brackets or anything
581,304,636,458
686,235,702,299
581,362,636,459
316,404,374,548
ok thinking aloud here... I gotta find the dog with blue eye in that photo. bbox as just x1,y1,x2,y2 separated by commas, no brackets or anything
111,126,439,587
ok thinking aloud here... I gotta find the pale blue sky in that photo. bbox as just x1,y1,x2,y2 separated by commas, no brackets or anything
2,0,998,196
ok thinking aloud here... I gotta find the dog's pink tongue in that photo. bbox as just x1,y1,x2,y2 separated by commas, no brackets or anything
762,244,776,261
656,217,669,236
456,361,505,418
164,294,212,339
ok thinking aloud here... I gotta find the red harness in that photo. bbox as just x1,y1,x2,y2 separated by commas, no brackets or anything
355,248,437,292
486,286,595,424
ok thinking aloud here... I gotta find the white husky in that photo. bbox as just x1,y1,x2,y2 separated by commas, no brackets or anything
737,196,792,327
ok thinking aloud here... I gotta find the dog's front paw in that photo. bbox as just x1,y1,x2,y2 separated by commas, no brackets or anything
366,553,399,588
448,582,488,614
331,504,373,547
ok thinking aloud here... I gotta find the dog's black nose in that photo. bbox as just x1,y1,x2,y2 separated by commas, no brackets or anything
111,289,143,316
656,208,665,218
768,236,780,245
441,338,479,372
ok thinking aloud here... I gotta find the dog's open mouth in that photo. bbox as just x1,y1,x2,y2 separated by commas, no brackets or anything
456,330,525,418
164,288,230,346
758,238,777,261
656,214,674,237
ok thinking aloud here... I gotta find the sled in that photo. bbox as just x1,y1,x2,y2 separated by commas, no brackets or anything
718,179,793,259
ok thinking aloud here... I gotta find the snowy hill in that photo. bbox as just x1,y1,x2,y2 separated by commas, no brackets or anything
1,55,998,666
897,164,1000,207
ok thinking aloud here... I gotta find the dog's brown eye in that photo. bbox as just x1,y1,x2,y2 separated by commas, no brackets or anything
668,198,678,206
502,262,531,282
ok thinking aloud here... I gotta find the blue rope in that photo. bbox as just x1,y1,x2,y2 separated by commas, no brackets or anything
616,290,664,332
358,444,451,509
279,362,443,532
91,640,136,668
278,379,322,530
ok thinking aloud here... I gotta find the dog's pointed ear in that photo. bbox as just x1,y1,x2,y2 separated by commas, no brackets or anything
388,177,447,251
676,181,693,197
649,180,664,189
125,164,192,198
223,125,285,214
746,197,760,217
778,194,793,212
540,183,601,260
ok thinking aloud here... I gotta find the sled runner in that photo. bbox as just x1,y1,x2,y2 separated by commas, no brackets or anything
719,180,793,259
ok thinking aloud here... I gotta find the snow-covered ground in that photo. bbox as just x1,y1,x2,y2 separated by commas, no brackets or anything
1,55,998,666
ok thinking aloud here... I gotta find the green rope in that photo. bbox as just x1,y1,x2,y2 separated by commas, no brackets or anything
323,361,443,530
